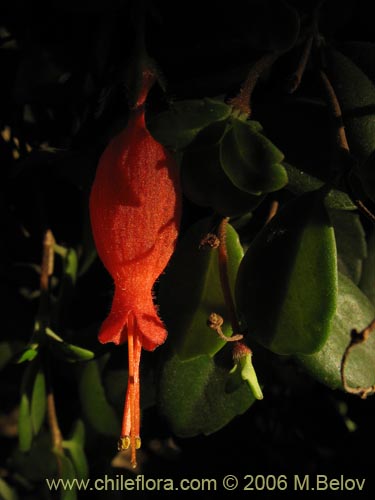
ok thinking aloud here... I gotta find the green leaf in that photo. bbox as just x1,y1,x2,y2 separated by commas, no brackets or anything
52,248,79,326
15,345,39,364
359,228,375,306
57,452,78,500
10,430,57,481
328,209,367,284
62,248,78,285
18,390,33,452
181,127,264,217
30,365,46,436
326,47,375,164
148,98,232,150
159,218,243,360
18,359,43,452
0,478,19,500
46,327,95,362
220,119,287,195
78,359,120,437
283,162,356,210
63,420,89,480
296,273,375,390
235,190,338,354
158,350,255,437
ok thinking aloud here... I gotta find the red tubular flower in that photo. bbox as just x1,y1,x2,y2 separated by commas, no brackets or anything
89,70,181,467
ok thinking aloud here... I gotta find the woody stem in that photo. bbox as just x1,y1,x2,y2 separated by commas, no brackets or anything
228,52,279,118
319,69,349,152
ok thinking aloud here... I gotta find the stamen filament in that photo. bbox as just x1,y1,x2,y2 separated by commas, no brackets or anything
119,312,142,468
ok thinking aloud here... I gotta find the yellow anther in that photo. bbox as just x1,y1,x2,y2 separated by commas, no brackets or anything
118,436,130,451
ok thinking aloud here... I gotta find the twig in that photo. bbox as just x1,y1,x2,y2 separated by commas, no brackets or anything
318,69,350,153
39,230,64,474
265,200,279,225
40,230,55,293
353,199,375,224
286,34,314,94
341,318,375,399
228,52,279,118
286,0,326,93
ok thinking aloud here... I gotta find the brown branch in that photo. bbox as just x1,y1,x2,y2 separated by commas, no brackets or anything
265,200,279,226
40,230,55,292
319,69,350,153
286,34,314,94
353,199,375,224
228,52,279,118
39,230,64,474
341,318,375,399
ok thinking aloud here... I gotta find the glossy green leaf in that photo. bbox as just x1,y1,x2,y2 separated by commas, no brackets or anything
0,478,18,500
30,365,46,435
159,218,243,360
359,228,375,306
326,47,375,164
46,327,95,362
296,273,375,390
283,162,356,210
235,190,338,354
220,119,287,195
148,98,232,150
181,130,264,217
158,350,255,437
62,420,89,480
328,209,367,284
78,359,120,437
